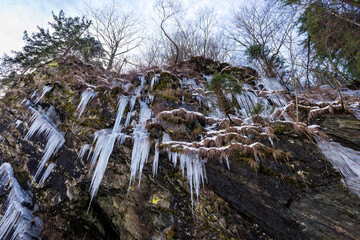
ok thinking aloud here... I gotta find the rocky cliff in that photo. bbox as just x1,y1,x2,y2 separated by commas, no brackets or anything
0,56,360,240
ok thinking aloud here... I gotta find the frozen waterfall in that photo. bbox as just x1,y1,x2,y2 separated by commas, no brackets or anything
315,137,360,197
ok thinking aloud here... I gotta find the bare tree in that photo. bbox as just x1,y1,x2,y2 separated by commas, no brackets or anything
198,7,216,57
227,2,296,79
86,0,142,72
155,0,182,65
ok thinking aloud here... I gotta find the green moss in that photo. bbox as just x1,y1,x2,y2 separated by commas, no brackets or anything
61,100,77,120
152,72,179,91
4,94,18,105
80,115,108,129
221,66,258,80
274,124,294,134
154,92,180,102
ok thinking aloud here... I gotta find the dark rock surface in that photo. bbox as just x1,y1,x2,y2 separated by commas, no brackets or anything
0,56,359,239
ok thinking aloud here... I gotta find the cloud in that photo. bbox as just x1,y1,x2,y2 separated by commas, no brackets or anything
0,0,247,56
0,0,82,56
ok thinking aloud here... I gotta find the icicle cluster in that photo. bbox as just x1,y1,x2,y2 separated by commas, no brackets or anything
76,89,97,118
0,163,43,239
87,96,129,207
128,101,152,187
84,76,151,207
25,106,65,181
168,150,207,207
34,86,52,104
39,163,56,185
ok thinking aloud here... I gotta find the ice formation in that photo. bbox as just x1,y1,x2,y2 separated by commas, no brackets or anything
168,151,206,207
128,101,152,187
76,89,97,118
15,120,23,128
87,96,129,207
24,106,65,181
125,80,146,127
38,163,56,185
78,144,92,160
315,137,360,196
150,75,159,90
0,163,43,239
258,78,285,91
34,86,52,104
30,89,38,99
153,139,160,176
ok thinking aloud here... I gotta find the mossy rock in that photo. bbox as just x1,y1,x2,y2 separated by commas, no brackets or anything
147,122,164,139
221,66,258,81
152,72,180,91
272,122,299,137
187,56,220,75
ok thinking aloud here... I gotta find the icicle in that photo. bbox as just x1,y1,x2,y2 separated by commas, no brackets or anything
125,96,137,127
153,139,160,176
138,101,152,124
78,144,92,160
88,96,129,209
30,89,38,99
76,89,97,119
150,75,159,90
167,150,206,208
225,155,230,170
129,129,151,186
88,131,118,209
38,163,56,185
113,95,129,131
140,75,147,86
24,106,65,181
15,120,22,128
315,137,360,197
0,163,43,240
34,86,52,104
128,101,152,187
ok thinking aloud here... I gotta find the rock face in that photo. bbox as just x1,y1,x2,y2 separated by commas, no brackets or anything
0,56,360,240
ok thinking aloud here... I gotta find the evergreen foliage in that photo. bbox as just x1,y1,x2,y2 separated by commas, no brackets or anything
249,102,265,117
207,71,243,121
245,43,286,79
2,10,103,75
280,0,360,84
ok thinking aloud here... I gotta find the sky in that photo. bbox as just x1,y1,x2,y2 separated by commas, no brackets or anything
0,0,244,57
